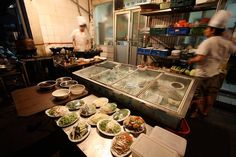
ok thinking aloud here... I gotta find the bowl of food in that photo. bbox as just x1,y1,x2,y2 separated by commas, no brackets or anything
111,132,134,157
100,103,117,115
65,99,85,111
80,104,96,117
87,113,110,126
37,80,56,90
56,112,79,127
97,119,122,136
45,105,69,117
60,80,78,88
69,84,85,95
68,121,91,142
112,109,130,122
92,97,109,108
52,89,70,100
56,77,72,85
123,116,146,135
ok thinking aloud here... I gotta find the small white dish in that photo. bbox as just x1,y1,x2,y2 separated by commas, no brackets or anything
52,89,70,100
69,84,85,95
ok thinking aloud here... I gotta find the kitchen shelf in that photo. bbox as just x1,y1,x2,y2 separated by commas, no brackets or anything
140,4,216,16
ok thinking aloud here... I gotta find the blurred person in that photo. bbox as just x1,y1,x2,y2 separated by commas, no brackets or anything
188,10,236,117
71,16,91,52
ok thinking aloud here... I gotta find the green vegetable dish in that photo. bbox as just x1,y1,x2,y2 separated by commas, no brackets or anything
98,119,122,136
68,121,90,142
66,100,85,111
100,103,117,114
113,109,130,122
57,112,79,127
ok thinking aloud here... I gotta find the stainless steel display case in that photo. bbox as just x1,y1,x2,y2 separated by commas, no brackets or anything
73,61,198,129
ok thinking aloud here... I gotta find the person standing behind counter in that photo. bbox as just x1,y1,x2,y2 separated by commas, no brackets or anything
71,16,91,52
188,10,236,117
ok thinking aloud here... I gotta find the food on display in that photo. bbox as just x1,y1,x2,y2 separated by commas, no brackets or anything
57,112,79,127
111,132,134,156
123,116,145,134
112,109,130,122
100,103,117,114
97,119,122,136
92,97,109,108
68,121,90,142
45,105,69,117
88,113,110,126
66,99,85,111
80,104,96,116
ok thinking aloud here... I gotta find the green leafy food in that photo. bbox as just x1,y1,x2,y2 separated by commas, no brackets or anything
58,113,78,127
69,122,88,140
99,120,121,134
66,100,84,110
113,109,129,121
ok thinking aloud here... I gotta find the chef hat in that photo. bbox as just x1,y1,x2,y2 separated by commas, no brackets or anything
208,10,232,29
77,16,87,26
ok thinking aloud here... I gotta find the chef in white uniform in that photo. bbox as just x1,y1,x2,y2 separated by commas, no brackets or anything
71,16,91,52
188,10,236,117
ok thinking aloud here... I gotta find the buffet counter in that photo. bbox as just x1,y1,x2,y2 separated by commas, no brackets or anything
61,94,153,157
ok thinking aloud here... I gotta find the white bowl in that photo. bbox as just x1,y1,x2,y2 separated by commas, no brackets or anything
52,89,70,100
69,84,85,95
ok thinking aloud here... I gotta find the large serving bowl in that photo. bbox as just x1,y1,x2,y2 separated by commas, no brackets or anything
52,89,70,100
56,77,72,85
60,80,78,88
37,80,56,90
69,84,85,95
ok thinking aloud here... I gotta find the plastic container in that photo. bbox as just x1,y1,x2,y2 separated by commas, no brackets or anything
150,28,167,35
167,27,190,35
131,134,180,157
149,126,187,157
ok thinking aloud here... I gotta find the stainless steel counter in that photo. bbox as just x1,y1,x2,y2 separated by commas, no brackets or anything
61,94,153,157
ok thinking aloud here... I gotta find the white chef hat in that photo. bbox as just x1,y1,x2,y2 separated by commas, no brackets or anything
208,10,232,29
77,16,87,26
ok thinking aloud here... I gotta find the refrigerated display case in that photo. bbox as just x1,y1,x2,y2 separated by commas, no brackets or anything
73,61,198,129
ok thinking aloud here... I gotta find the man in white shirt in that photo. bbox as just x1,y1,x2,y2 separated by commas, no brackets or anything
188,10,236,117
71,16,91,52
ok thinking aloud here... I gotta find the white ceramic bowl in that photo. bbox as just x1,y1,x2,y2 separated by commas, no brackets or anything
52,89,70,100
69,84,85,95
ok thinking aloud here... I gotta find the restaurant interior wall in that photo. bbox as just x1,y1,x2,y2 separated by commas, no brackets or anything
24,0,89,56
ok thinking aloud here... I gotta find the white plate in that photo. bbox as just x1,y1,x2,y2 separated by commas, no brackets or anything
45,109,60,118
45,106,69,118
56,113,79,127
97,119,123,136
92,97,109,108
65,100,85,111
80,104,96,117
110,133,133,157
87,113,110,126
112,109,130,122
68,122,91,143
100,103,117,115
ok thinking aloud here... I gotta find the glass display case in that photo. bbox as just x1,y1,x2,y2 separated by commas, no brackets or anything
73,61,198,129
91,64,136,85
112,69,161,96
73,66,109,78
139,73,193,112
